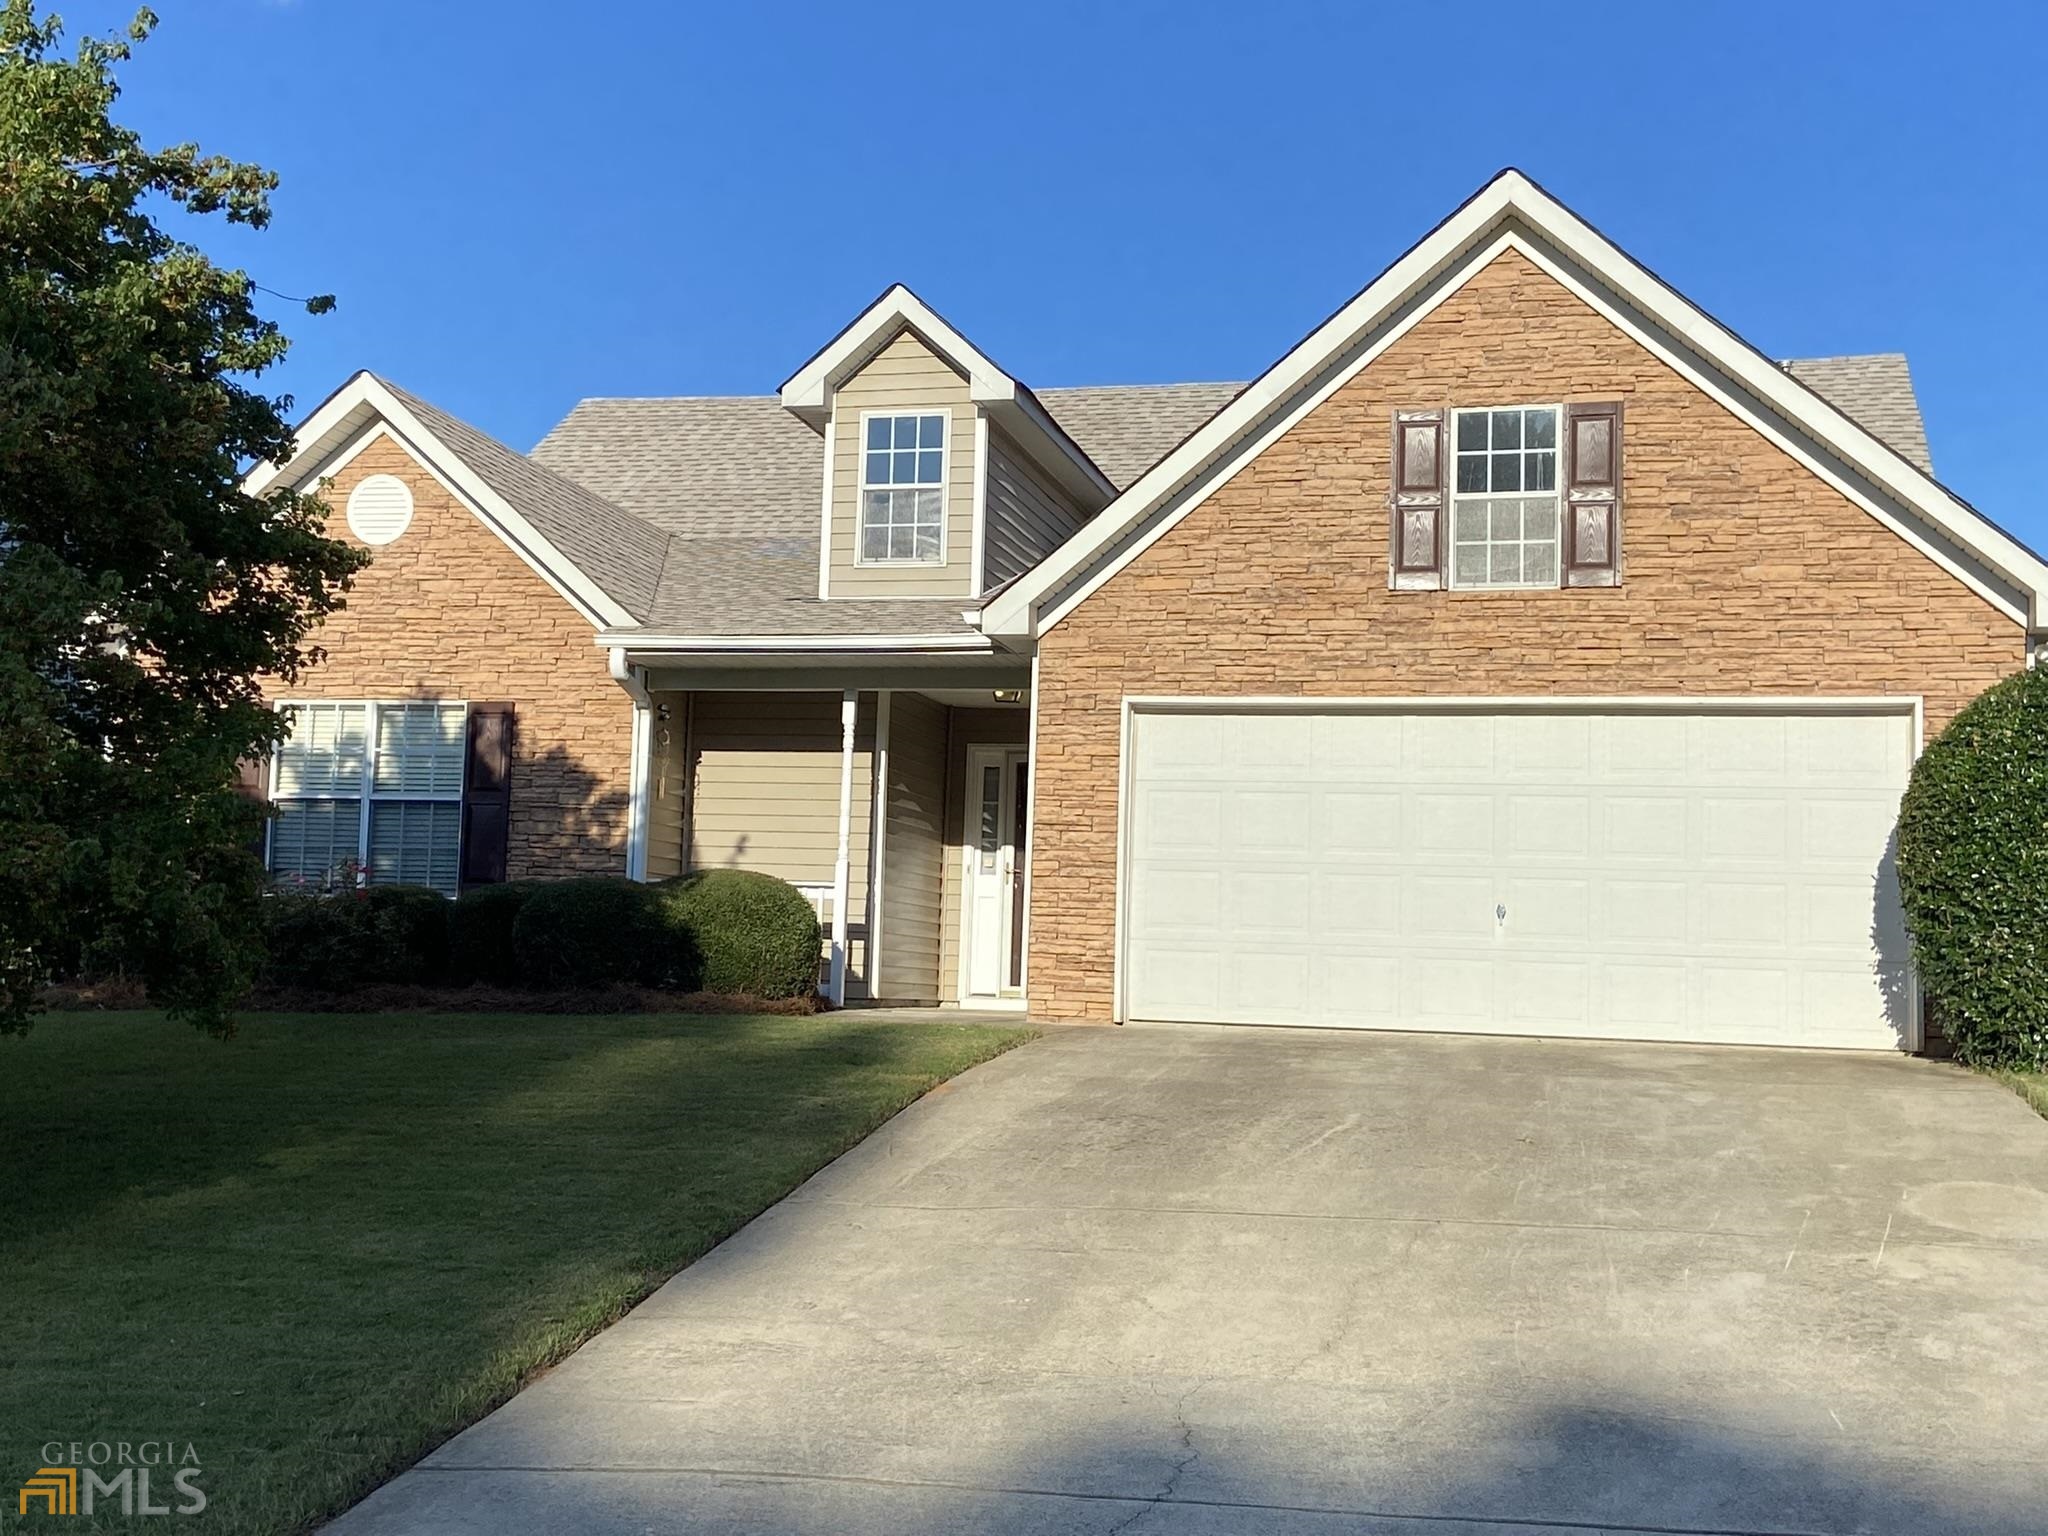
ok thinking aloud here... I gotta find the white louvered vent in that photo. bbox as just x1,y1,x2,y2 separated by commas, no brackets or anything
346,474,415,546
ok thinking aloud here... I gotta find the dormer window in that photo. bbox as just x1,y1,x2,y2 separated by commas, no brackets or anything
860,412,947,563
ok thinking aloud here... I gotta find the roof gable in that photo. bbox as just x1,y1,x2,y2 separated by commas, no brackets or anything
246,372,667,629
980,170,2048,638
779,284,1116,511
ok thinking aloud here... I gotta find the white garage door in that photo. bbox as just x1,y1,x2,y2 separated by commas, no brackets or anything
1122,705,1916,1049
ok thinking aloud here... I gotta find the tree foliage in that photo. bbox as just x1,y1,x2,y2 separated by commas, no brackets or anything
1896,666,2048,1070
0,2,365,1032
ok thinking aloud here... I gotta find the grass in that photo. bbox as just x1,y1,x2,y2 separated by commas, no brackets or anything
1989,1069,2048,1120
0,1010,1035,1533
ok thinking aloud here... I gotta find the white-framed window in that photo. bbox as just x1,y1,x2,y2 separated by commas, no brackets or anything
859,411,947,563
1451,404,1561,589
268,701,468,895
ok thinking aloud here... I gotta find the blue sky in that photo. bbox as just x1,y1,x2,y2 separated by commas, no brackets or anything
88,0,2048,546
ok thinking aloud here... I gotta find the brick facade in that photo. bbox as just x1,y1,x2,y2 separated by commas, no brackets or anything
274,434,632,879
1027,250,2025,1021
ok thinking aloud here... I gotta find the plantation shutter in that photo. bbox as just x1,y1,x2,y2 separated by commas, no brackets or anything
1389,409,1447,590
1563,402,1623,587
460,703,515,888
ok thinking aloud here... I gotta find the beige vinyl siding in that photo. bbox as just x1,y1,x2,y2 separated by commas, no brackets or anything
645,690,689,880
685,692,877,998
983,425,1088,589
828,330,976,598
938,706,1031,999
877,692,948,1002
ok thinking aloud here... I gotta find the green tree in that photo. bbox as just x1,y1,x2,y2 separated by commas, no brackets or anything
1896,666,2048,1070
0,2,365,1032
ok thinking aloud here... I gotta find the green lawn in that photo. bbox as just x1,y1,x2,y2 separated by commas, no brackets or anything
0,1010,1034,1533
1991,1070,2048,1120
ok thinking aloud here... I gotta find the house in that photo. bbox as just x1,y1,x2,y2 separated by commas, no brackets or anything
243,169,2047,1050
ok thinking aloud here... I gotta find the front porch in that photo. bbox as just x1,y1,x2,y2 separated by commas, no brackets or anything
635,680,1031,1008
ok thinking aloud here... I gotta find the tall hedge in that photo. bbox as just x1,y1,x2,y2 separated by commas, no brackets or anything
653,870,821,999
1896,667,2048,1069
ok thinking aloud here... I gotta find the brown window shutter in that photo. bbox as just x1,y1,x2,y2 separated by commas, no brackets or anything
461,704,515,888
232,755,271,861
1389,409,1447,590
1563,402,1622,587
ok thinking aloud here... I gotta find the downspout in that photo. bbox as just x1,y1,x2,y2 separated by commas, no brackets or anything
609,648,653,883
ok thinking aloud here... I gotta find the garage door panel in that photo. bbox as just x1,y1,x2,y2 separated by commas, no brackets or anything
1319,872,1401,936
1319,792,1401,854
1134,789,1222,854
1227,871,1314,932
1506,961,1592,1027
1501,714,1593,776
1604,796,1690,860
1236,791,1314,852
1701,798,1789,863
1124,706,1915,1049
1504,876,1591,940
1601,880,1689,945
1223,949,1311,1013
1313,714,1403,770
1408,714,1496,773
1408,875,1496,939
1404,956,1495,1023
1507,793,1590,857
1700,882,1790,946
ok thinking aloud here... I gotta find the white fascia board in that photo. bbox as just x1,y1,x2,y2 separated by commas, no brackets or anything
781,285,1015,414
244,372,640,631
780,286,1114,507
977,178,1517,639
591,630,997,652
983,169,2048,636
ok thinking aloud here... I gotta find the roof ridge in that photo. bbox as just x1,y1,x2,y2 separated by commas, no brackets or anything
1781,351,1911,365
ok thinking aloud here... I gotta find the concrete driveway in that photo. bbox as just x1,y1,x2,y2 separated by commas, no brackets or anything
331,1024,2048,1535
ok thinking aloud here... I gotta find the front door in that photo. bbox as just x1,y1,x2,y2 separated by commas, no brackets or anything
963,746,1028,1001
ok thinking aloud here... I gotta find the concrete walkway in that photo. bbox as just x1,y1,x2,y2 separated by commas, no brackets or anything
330,1024,2048,1535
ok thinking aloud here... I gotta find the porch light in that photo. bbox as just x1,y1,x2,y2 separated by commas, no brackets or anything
992,689,1024,704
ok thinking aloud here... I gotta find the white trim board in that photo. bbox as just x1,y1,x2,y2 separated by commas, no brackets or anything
1110,692,1925,1049
980,170,2048,639
244,373,636,630
779,284,1116,511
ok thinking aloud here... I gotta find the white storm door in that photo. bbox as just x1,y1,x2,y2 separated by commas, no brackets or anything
964,747,1027,999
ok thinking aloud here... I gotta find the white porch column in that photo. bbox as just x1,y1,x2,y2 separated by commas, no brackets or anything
829,689,857,1006
867,690,892,1001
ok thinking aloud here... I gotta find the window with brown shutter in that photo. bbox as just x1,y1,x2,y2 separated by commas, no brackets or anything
1563,401,1623,587
460,704,515,888
1388,409,1446,590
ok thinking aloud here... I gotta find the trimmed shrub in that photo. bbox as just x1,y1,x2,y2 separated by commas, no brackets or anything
1897,667,2048,1069
359,884,452,984
653,870,821,1000
511,877,666,990
260,889,408,992
447,881,541,986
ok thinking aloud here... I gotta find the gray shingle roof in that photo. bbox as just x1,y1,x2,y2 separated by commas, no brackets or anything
396,352,1941,639
521,382,1251,637
1782,354,1933,473
382,377,670,621
1036,383,1245,489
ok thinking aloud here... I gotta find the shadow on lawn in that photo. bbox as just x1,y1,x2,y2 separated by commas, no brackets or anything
0,1010,1016,1256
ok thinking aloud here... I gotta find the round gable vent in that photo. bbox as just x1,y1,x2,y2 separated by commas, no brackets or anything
346,473,415,546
